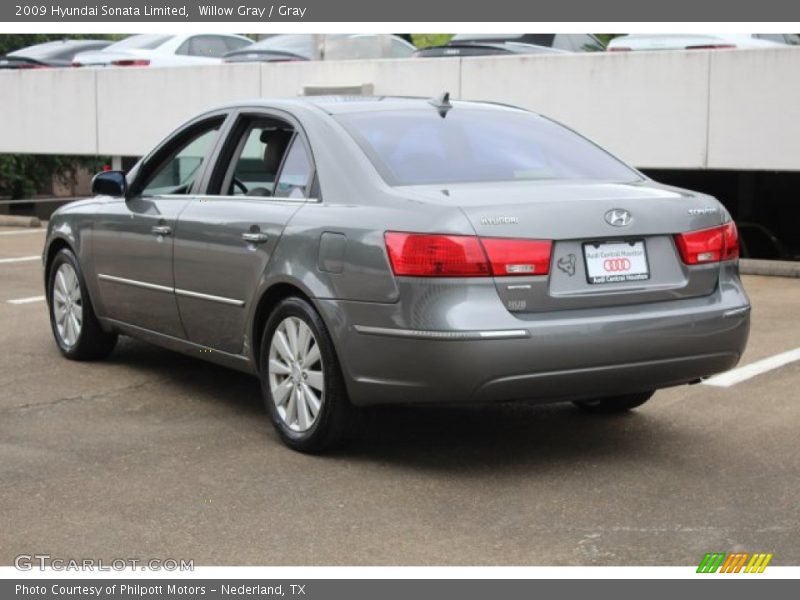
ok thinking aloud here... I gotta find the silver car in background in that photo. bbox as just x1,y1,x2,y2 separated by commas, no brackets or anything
43,96,750,452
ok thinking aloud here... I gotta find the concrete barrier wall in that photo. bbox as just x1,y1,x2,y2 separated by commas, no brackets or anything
1,48,799,171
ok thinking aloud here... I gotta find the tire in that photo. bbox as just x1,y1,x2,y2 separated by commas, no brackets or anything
47,248,117,360
573,391,655,414
259,296,355,453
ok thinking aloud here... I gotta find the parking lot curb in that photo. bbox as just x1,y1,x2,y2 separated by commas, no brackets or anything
740,259,800,278
0,215,41,228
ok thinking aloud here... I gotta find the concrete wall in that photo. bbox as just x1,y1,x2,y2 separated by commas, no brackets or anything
1,48,799,171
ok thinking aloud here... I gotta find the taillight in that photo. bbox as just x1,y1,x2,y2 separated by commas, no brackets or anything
384,232,552,277
608,47,632,52
720,221,739,261
675,222,739,265
385,232,490,277
111,59,150,67
480,238,552,276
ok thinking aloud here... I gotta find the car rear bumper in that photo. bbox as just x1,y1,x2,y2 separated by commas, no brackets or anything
315,271,750,406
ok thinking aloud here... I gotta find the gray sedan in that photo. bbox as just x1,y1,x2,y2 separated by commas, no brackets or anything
43,96,751,452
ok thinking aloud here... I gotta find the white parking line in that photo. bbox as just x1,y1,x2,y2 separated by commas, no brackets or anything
0,229,45,236
7,295,45,305
703,347,800,387
0,255,39,264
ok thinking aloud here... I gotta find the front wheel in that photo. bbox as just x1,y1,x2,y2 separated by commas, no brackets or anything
47,248,117,360
259,296,355,453
573,391,655,414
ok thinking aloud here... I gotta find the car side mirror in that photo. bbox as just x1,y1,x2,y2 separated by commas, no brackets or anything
91,170,128,198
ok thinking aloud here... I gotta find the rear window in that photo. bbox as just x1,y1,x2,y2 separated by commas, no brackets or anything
335,108,639,186
107,34,172,51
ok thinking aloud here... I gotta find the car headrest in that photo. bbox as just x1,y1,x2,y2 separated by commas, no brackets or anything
262,129,293,174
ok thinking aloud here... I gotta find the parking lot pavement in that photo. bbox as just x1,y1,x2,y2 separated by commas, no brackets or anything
0,227,798,566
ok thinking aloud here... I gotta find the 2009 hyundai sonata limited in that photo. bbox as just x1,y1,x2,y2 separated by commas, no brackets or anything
44,95,750,452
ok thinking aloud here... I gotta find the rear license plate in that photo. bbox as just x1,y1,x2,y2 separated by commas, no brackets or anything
583,240,650,284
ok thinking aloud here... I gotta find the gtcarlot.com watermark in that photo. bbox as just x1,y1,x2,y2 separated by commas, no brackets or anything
15,554,194,572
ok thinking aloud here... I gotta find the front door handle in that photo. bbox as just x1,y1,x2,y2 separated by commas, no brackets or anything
241,232,269,244
151,225,172,237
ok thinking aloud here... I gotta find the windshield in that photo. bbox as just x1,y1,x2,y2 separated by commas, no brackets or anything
336,108,640,186
106,34,172,51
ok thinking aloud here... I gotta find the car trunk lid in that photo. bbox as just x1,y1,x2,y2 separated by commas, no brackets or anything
401,180,726,313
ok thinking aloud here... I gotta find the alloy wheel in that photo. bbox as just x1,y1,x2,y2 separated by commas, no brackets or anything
268,316,325,432
52,263,83,348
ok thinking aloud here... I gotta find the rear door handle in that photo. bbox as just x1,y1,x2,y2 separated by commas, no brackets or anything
241,232,269,244
151,225,172,236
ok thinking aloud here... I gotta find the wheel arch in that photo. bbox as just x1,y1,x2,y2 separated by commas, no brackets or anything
43,236,75,296
251,282,316,372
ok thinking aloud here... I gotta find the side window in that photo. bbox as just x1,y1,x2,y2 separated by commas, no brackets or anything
187,35,230,58
274,139,313,199
224,36,252,52
756,34,787,43
139,122,221,196
557,34,604,52
222,121,295,197
175,38,191,56
390,37,415,58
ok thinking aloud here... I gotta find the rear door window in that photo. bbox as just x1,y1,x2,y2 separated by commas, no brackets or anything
182,35,230,58
273,139,313,199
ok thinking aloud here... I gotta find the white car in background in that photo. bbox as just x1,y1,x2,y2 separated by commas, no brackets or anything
72,33,252,67
607,33,800,52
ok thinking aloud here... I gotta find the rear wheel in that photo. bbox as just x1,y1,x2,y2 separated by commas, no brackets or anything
573,391,655,414
47,248,117,360
259,296,355,453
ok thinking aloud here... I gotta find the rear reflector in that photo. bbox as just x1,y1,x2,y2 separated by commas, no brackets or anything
480,238,552,276
384,232,552,277
111,59,151,67
675,222,739,265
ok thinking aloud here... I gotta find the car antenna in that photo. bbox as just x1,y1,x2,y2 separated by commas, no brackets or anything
429,92,452,117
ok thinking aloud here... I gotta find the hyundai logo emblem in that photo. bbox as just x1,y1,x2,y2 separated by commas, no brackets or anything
604,209,633,227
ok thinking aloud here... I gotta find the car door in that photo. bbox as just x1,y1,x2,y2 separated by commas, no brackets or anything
93,115,227,337
172,111,316,354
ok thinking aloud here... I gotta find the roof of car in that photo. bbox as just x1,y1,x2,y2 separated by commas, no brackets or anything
217,96,529,115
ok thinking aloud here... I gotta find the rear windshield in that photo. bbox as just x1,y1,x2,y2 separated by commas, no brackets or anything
107,34,172,51
335,109,639,186
8,41,80,60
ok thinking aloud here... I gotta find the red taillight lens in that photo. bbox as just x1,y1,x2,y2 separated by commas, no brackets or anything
675,222,739,265
480,238,552,276
384,233,553,277
608,47,632,52
111,59,150,67
384,232,490,277
720,221,739,261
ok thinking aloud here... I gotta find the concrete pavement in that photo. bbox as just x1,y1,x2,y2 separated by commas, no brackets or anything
0,225,798,566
